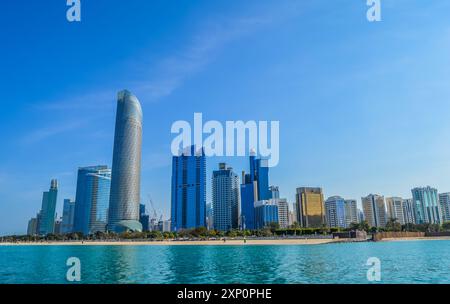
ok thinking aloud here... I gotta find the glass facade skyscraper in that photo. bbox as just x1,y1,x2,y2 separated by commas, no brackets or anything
38,179,58,235
240,154,271,230
412,187,442,224
73,166,111,235
212,163,240,231
171,145,206,231
438,193,450,223
325,196,346,228
254,200,279,229
108,90,143,233
61,199,76,234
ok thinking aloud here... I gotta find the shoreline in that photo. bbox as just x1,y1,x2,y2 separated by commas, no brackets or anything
0,239,337,246
379,236,450,242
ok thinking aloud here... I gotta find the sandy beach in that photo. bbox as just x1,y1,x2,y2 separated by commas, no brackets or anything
0,238,337,246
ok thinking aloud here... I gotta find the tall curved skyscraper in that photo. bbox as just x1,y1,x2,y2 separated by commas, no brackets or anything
108,90,143,232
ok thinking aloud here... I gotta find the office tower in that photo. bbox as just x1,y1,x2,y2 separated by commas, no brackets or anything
38,179,58,235
240,154,271,230
412,187,442,224
344,199,358,226
162,220,171,232
362,194,387,228
386,197,406,225
291,203,298,226
206,203,214,230
27,217,38,235
139,204,150,232
61,199,75,234
296,187,325,228
402,199,415,224
270,186,280,199
358,209,364,222
276,198,289,229
73,166,111,235
325,196,346,228
254,200,279,229
54,219,62,235
212,163,240,231
439,193,450,222
108,90,143,233
171,145,206,231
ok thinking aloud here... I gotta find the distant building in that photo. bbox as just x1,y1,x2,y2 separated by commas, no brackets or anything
54,219,62,235
206,203,214,230
358,209,365,222
212,163,240,231
386,197,406,225
162,220,171,232
171,145,206,231
240,154,271,230
412,187,442,224
38,179,58,235
439,193,450,223
270,186,280,199
344,199,358,227
139,204,150,232
276,199,289,229
27,217,38,235
73,166,111,235
362,194,387,228
296,187,325,228
402,199,416,224
325,196,346,228
61,199,76,234
255,200,279,229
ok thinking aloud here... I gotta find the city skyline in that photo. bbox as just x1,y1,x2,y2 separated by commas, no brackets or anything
2,1,450,235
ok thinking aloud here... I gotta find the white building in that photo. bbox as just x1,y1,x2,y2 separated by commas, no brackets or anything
344,199,358,227
386,197,406,225
276,199,289,229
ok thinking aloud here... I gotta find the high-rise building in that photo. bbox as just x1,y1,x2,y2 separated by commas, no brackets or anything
296,187,325,228
171,145,206,231
325,196,346,228
276,198,289,229
439,193,450,223
139,204,150,232
412,187,442,225
38,179,58,235
212,163,240,231
54,219,62,235
108,90,143,233
254,200,279,229
27,217,38,235
73,166,111,235
402,199,416,224
270,186,280,199
362,194,387,228
240,154,271,230
358,209,365,222
386,197,406,225
344,199,358,226
61,199,76,234
206,203,214,230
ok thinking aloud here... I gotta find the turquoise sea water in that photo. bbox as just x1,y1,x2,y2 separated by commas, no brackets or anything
0,240,449,284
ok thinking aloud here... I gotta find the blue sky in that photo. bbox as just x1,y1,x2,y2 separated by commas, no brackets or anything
1,1,450,235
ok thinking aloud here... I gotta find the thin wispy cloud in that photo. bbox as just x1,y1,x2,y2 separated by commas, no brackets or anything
20,120,87,145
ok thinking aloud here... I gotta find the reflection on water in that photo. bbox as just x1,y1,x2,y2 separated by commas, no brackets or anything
1,241,450,284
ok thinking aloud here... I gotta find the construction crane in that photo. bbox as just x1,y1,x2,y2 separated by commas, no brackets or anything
147,195,159,221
